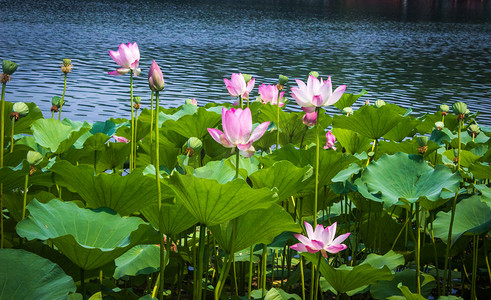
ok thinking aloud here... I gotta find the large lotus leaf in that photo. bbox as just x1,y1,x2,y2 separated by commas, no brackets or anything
370,269,435,299
0,249,76,300
360,251,405,272
17,199,158,270
164,172,276,226
193,155,259,184
433,195,491,245
113,245,162,279
96,141,131,171
141,201,198,236
331,127,372,155
249,160,313,201
249,287,301,300
31,118,91,154
376,139,440,160
50,160,172,215
303,253,394,295
90,120,119,136
0,160,30,190
258,144,310,168
164,107,221,139
333,90,367,110
357,153,461,208
1,102,43,137
313,148,362,189
383,116,420,142
418,111,459,133
3,190,56,222
332,104,404,140
209,203,300,254
469,163,491,180
138,104,198,128
82,132,110,151
442,149,481,168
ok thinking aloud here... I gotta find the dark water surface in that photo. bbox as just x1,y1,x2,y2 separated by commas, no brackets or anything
1,0,490,124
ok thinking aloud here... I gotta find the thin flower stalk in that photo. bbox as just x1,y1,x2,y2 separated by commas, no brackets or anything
59,73,67,121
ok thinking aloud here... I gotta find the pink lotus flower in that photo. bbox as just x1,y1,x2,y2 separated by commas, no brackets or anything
148,60,165,92
113,135,129,143
290,75,346,113
224,73,255,99
207,107,270,157
324,131,336,150
302,111,317,127
258,84,285,107
108,43,141,76
291,221,350,258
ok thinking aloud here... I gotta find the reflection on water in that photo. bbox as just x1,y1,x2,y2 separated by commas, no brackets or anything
1,0,490,124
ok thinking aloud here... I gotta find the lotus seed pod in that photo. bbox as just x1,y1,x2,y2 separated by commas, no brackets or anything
186,137,203,152
62,58,72,66
452,102,467,115
368,151,375,157
12,102,29,117
439,104,449,112
342,107,353,116
27,151,44,166
467,124,480,138
434,121,444,130
309,71,319,78
242,73,252,83
278,74,289,86
374,100,386,108
134,96,141,104
2,60,18,75
51,96,64,107
417,136,429,147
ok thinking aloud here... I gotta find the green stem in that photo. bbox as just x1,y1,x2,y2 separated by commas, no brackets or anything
276,97,280,148
443,188,460,295
1,82,5,249
471,235,478,300
415,203,421,296
248,244,254,299
215,255,233,300
59,73,67,121
196,224,206,299
300,255,306,300
22,174,28,220
155,91,164,300
314,107,320,228
134,109,138,169
457,119,462,171
430,213,441,296
235,149,240,180
262,244,268,297
299,125,308,149
239,95,243,109
150,91,154,165
313,253,322,300
9,118,14,153
130,71,134,172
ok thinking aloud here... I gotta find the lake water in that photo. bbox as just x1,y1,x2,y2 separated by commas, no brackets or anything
1,0,490,124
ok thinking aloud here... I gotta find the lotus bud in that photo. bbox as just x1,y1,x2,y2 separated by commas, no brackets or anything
242,73,252,84
2,60,18,75
434,121,444,130
133,96,141,109
342,107,353,116
467,124,480,138
452,102,467,120
374,100,386,108
365,99,370,105
309,71,319,78
185,98,198,106
148,60,165,92
278,74,289,85
302,111,317,127
184,137,202,157
51,96,63,112
10,102,29,121
439,104,449,116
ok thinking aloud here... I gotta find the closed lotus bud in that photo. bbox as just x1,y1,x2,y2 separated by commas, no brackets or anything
278,75,289,86
365,99,370,105
417,136,429,147
467,124,480,138
2,60,18,75
185,98,198,106
374,100,386,108
148,60,165,92
342,107,353,116
27,151,44,166
302,111,317,127
434,121,444,130
309,71,319,78
10,102,29,120
242,73,252,83
452,102,467,120
184,137,202,157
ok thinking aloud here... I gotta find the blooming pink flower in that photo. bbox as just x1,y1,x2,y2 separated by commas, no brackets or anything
148,60,165,92
207,107,270,157
108,42,141,76
224,73,255,99
113,135,129,143
258,84,285,107
302,111,317,127
324,131,336,150
291,221,350,258
290,75,346,113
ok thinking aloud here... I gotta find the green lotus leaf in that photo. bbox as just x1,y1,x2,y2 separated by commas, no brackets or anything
383,116,420,142
97,141,131,171
31,118,92,154
333,90,367,110
193,155,259,184
17,199,158,270
209,203,300,254
430,128,455,146
249,160,313,201
138,104,197,128
469,162,491,180
82,132,110,151
303,253,394,295
0,249,76,300
332,104,404,140
259,144,310,168
113,244,162,279
0,160,30,190
357,153,461,208
3,190,56,222
442,149,481,168
249,287,301,300
331,128,372,155
397,283,427,300
418,111,459,133
50,160,172,215
1,102,43,137
376,139,439,160
164,107,221,139
433,195,491,245
370,269,436,299
361,250,405,272
141,201,198,236
164,172,276,226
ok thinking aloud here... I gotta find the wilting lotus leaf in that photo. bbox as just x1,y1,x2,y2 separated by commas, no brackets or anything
164,107,221,139
333,90,367,110
0,160,29,190
31,118,91,154
249,160,313,201
0,249,76,300
1,102,43,137
332,128,372,155
141,201,198,236
383,116,420,142
303,253,393,295
357,153,461,208
17,199,158,270
332,104,404,140
433,195,491,245
193,155,259,184
50,160,172,215
165,172,276,226
113,245,162,279
370,269,435,299
209,204,300,254
469,162,491,180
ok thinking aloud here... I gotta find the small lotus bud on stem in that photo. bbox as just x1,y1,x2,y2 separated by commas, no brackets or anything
133,96,141,109
467,124,480,139
61,59,73,74
2,60,18,75
434,121,444,130
277,74,289,90
439,104,449,116
27,151,43,175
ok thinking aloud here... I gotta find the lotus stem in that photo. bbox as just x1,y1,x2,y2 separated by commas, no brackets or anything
59,73,67,121
248,244,254,299
9,118,14,153
130,70,135,172
300,255,306,300
485,239,491,287
150,91,154,165
215,254,233,300
233,251,238,295
151,273,160,298
155,90,164,300
276,96,280,148
314,107,321,228
239,95,243,109
457,119,462,171
281,245,286,289
261,244,268,297
299,125,308,149
366,139,376,166
247,96,249,108
22,174,28,220
196,224,206,299
1,82,5,249
415,203,421,295
313,252,322,300
134,108,138,168
471,235,478,300
443,188,460,295
235,149,240,180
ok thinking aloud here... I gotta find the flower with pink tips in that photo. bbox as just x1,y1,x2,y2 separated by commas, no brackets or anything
324,131,336,150
291,221,350,258
290,75,346,113
258,83,285,107
224,73,255,99
108,42,141,76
